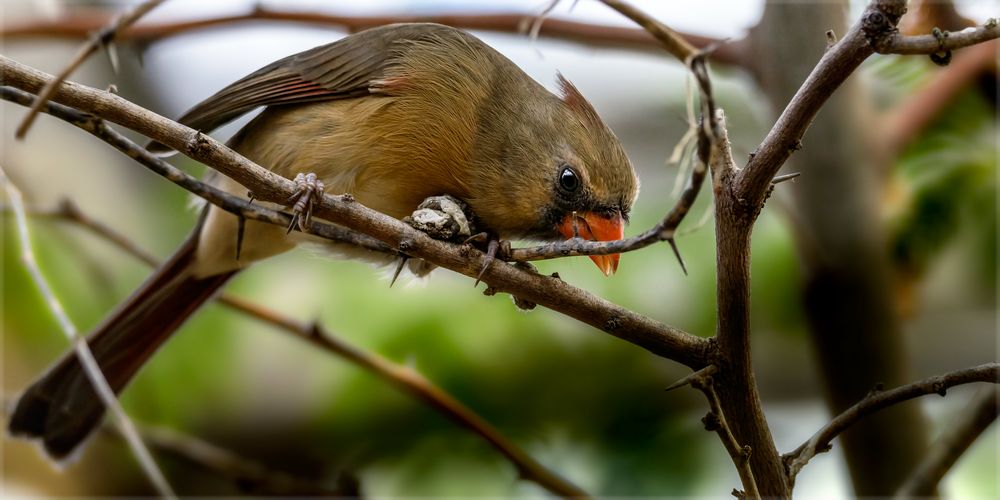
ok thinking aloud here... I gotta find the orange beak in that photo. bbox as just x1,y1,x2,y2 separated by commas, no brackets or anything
557,211,625,276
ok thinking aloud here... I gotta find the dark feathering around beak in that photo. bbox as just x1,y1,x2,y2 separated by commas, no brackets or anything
558,211,625,276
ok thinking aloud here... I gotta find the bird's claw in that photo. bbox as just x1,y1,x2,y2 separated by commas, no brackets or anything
286,172,325,233
470,235,510,287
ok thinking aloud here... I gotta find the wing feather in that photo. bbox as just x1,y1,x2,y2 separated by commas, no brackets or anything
150,23,454,152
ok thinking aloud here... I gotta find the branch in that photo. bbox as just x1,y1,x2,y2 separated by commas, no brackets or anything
0,57,710,369
687,370,761,500
894,386,1000,497
14,0,166,139
0,166,175,497
738,3,998,209
783,362,1000,484
0,7,747,68
3,200,588,498
222,298,589,498
1,87,396,256
880,21,1000,55
115,425,358,495
597,0,697,61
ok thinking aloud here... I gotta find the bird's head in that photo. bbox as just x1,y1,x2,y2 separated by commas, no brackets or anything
466,73,639,276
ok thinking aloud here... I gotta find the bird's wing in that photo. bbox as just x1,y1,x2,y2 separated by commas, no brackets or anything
151,23,444,151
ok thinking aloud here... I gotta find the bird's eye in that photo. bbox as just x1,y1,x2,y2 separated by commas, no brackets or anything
559,166,580,192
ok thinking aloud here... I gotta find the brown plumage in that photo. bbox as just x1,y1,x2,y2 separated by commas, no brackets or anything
9,23,638,458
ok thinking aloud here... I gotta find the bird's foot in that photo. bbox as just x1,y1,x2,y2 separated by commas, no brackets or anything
393,195,476,287
404,195,475,242
285,172,325,233
464,232,510,287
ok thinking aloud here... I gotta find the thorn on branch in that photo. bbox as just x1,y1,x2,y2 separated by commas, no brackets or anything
770,172,800,185
235,214,246,261
826,30,838,47
667,237,688,275
389,255,408,288
665,364,718,392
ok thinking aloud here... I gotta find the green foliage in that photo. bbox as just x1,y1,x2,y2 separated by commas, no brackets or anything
890,89,997,294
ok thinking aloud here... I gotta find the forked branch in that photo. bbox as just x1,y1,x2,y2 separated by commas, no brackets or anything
783,362,1000,484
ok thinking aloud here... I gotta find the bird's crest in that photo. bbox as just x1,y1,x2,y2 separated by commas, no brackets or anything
557,73,603,127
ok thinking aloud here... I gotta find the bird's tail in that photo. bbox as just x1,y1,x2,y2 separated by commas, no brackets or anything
7,223,236,459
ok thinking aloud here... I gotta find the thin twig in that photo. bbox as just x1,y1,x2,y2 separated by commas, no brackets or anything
14,0,166,139
686,371,761,499
0,8,746,67
664,364,717,392
783,362,1000,484
598,0,698,62
881,22,1000,55
222,297,590,498
133,426,359,495
893,386,1000,498
0,166,175,498
0,65,710,369
3,201,589,499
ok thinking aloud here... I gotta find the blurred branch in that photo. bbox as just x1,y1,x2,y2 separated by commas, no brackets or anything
597,0,697,61
894,386,1000,498
0,7,747,68
14,0,166,139
115,425,359,496
783,362,1000,484
0,59,711,370
0,165,175,498
220,297,590,498
1,394,356,495
2,200,588,498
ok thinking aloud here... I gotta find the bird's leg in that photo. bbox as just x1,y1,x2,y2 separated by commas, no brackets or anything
463,232,510,287
405,195,509,286
285,172,325,233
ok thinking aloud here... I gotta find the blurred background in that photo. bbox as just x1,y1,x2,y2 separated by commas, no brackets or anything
2,0,997,497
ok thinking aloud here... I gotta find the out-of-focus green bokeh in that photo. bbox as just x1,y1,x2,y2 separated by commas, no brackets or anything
2,1,996,497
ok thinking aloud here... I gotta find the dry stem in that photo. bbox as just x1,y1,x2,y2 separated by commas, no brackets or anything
14,0,166,139
783,362,1000,484
0,166,175,498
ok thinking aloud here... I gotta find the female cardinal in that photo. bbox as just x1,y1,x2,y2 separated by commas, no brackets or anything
9,23,638,458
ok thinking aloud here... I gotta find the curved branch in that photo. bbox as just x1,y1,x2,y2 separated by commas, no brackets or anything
0,165,174,497
0,8,748,68
14,0,166,139
894,386,1000,497
783,362,1000,483
0,56,710,369
222,297,590,498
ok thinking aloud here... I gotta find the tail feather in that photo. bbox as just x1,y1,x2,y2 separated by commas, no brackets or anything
8,226,236,459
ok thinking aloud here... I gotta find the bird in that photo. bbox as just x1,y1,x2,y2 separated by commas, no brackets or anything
8,22,639,459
